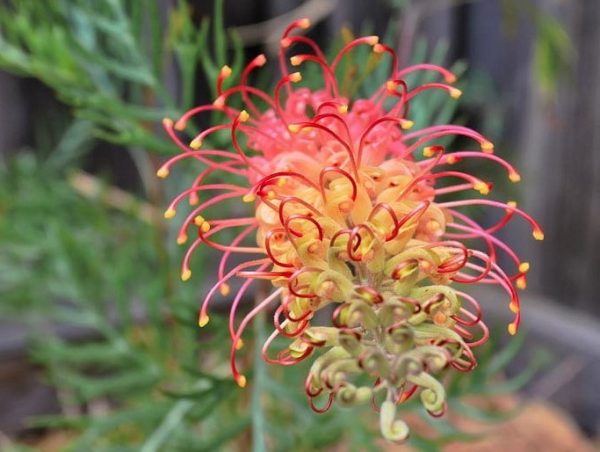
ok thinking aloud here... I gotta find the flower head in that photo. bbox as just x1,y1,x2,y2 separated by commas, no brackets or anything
160,19,542,441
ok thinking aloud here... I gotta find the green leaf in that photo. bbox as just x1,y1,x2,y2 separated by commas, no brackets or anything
533,12,572,98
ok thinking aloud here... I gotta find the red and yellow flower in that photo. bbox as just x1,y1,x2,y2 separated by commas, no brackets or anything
160,19,542,441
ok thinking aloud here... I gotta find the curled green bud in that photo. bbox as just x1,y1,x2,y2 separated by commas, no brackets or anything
384,325,414,354
310,347,351,380
320,357,359,388
394,356,423,377
344,300,378,329
385,247,438,279
288,339,311,358
410,285,460,315
418,346,449,372
408,371,446,415
338,331,362,355
309,347,361,392
354,286,384,305
413,323,464,344
380,400,409,442
302,326,340,347
314,270,354,302
336,383,372,406
358,348,390,378
378,299,415,325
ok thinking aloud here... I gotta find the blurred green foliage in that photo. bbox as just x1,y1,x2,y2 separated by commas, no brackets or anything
498,0,572,99
533,13,572,99
0,1,550,451
0,0,244,154
385,0,572,101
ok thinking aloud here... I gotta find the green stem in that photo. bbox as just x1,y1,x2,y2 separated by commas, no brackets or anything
251,287,268,452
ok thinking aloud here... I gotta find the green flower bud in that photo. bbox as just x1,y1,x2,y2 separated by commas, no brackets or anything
336,383,372,406
320,357,359,388
314,270,354,302
358,348,390,378
302,326,340,347
344,300,378,329
417,346,449,373
408,371,446,415
384,325,414,354
338,331,362,355
380,400,409,442
310,347,351,380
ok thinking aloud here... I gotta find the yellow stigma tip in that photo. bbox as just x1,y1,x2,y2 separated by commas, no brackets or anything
242,193,256,203
509,303,520,314
156,167,169,178
193,216,205,226
507,201,517,209
277,178,287,187
474,181,490,195
446,156,458,164
255,54,267,66
400,119,414,130
220,283,230,296
213,97,225,108
176,234,187,245
236,375,247,388
509,172,521,183
290,56,302,66
200,222,211,233
373,43,384,54
235,338,244,350
164,208,176,219
198,314,210,327
290,72,302,83
533,229,544,241
181,269,192,281
445,74,457,84
220,65,232,77
386,80,397,93
519,262,530,273
366,35,380,46
450,88,462,99
238,110,250,122
162,118,174,128
507,323,517,336
288,124,301,133
338,104,348,114
481,141,494,153
189,137,203,149
299,18,311,29
423,146,435,158
174,120,187,131
517,276,527,290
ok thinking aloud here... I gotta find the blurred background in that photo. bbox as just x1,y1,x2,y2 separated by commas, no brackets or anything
0,0,598,450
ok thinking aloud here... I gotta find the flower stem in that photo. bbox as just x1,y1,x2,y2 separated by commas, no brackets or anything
251,282,269,452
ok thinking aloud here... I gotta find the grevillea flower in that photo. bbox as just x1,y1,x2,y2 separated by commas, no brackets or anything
159,19,543,441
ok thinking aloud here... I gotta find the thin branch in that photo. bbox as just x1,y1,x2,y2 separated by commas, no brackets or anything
230,0,339,47
251,282,270,452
